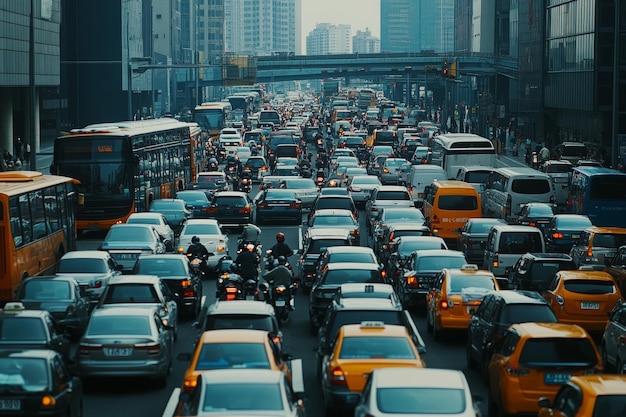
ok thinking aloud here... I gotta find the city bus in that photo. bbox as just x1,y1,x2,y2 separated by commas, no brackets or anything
51,118,200,232
568,167,626,227
0,171,78,302
429,133,497,179
193,101,233,139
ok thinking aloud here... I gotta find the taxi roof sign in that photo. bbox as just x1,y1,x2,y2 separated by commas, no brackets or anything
360,321,385,328
2,302,25,312
461,264,479,272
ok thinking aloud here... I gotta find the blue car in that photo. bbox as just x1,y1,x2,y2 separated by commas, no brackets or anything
255,188,302,225
544,214,593,253
175,190,212,218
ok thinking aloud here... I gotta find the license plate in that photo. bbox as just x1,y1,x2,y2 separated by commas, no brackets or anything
581,301,599,310
572,234,580,240
104,347,133,357
544,373,571,385
275,299,286,307
0,400,20,410
116,253,137,260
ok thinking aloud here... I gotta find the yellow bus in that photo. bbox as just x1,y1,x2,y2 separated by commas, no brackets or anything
51,118,201,232
0,171,78,302
193,101,233,139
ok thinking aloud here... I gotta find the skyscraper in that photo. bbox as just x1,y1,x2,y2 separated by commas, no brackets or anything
353,28,380,53
306,23,351,55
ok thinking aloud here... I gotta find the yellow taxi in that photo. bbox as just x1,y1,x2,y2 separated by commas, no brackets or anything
320,321,425,413
537,374,626,417
543,270,623,333
488,322,602,417
181,329,291,393
426,265,499,341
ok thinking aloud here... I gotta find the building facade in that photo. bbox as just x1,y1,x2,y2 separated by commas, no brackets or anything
306,23,351,55
353,28,380,54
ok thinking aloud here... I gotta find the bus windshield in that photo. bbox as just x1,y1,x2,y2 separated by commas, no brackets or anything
194,108,225,131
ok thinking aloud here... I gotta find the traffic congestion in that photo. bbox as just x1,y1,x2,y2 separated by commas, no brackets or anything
2,88,626,417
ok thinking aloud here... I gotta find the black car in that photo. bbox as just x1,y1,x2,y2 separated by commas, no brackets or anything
308,195,358,223
544,214,593,253
457,218,507,265
15,276,90,339
0,349,83,416
149,198,192,234
466,290,558,380
508,252,577,292
315,297,427,374
132,254,203,319
515,202,555,231
254,188,302,225
0,303,71,362
309,263,384,329
207,191,253,230
297,229,353,293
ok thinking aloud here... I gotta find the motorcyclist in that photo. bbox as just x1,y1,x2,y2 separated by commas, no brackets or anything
207,157,218,171
269,232,293,259
186,236,210,276
263,256,294,309
235,243,259,281
239,223,261,247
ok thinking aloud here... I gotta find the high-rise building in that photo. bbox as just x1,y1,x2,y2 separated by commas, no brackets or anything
306,23,351,55
225,0,296,56
353,28,380,54
380,0,454,53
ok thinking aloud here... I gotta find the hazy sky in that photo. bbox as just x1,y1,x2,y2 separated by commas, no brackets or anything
300,0,380,51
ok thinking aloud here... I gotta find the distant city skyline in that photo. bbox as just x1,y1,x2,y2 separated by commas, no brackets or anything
300,0,380,52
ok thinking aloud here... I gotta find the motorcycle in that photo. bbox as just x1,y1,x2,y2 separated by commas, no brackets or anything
238,240,263,264
259,280,294,324
240,176,252,193
216,264,245,301
263,251,298,294
182,249,209,280
316,173,326,188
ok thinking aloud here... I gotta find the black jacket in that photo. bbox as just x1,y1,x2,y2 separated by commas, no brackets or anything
235,250,258,279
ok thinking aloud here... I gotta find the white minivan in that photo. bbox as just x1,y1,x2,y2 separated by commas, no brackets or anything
483,225,545,276
407,165,447,208
481,167,554,223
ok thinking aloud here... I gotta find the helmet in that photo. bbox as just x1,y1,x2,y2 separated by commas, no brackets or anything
276,232,285,243
278,256,287,265
246,244,255,252
192,236,200,244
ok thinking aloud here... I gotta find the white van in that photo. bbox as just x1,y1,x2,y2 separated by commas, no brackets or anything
482,167,554,223
483,225,545,276
407,165,447,208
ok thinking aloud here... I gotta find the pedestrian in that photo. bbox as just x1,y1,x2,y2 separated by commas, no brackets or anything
14,138,23,163
24,142,31,162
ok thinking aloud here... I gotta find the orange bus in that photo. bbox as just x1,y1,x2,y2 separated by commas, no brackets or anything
0,171,78,301
51,118,204,232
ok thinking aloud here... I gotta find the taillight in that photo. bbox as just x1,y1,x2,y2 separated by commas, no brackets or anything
181,279,191,287
136,343,161,355
506,366,530,376
493,253,499,268
183,289,195,297
240,205,251,214
406,276,418,288
91,280,103,288
552,232,563,239
258,202,268,208
289,201,301,209
78,344,102,355
183,377,197,392
207,207,217,213
352,211,359,220
529,221,536,227
328,366,346,386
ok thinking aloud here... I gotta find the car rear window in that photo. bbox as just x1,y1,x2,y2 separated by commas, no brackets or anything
593,233,626,248
58,258,108,274
329,310,403,341
323,270,383,286
0,318,46,341
511,179,551,194
529,261,576,283
245,158,265,168
328,253,374,264
87,315,151,336
309,239,350,253
135,259,186,277
311,215,355,227
213,196,247,207
377,388,466,414
339,336,415,359
195,343,270,370
438,195,478,210
22,280,71,300
415,256,467,271
205,315,276,334
500,305,558,324
498,232,544,254
519,338,598,366
183,223,220,235
377,191,410,200
316,199,353,210
465,171,491,183
564,279,616,294
103,284,159,304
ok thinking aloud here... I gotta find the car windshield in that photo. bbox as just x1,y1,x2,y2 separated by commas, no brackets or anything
311,215,355,227
213,196,247,208
469,221,503,234
323,270,382,285
329,310,402,341
86,315,152,336
416,256,466,271
377,387,466,414
564,279,616,294
202,383,283,411
0,318,46,342
519,338,598,366
384,210,424,222
106,226,153,242
205,315,275,333
102,284,159,304
339,336,415,359
308,239,349,254
0,358,48,391
529,261,576,283
22,280,71,300
58,257,108,274
183,223,220,235
593,233,626,248
500,305,558,324
511,179,551,194
135,259,186,276
195,343,270,370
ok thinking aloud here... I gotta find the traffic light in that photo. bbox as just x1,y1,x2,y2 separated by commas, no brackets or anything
441,62,448,78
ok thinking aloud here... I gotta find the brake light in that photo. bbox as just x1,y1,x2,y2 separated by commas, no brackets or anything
184,289,195,297
78,344,102,355
431,215,440,224
239,205,251,214
136,343,161,355
289,201,301,209
506,366,530,376
406,276,418,288
258,202,268,208
261,166,267,171
181,279,191,287
440,300,450,309
529,221,536,227
381,269,386,279
91,280,103,288
493,253,499,268
350,229,359,236
329,367,346,386
207,207,218,213
552,232,563,239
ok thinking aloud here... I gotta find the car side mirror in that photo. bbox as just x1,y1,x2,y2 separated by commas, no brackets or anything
537,397,551,408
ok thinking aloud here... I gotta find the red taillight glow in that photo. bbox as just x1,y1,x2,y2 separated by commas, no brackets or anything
406,276,418,288
207,207,217,213
136,343,160,355
552,232,563,239
183,289,195,297
289,202,301,209
329,367,346,386
240,205,251,214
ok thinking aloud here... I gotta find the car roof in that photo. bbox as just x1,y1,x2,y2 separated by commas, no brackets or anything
375,185,409,192
90,305,157,318
413,249,465,257
523,253,574,261
127,212,164,219
326,262,379,271
373,367,466,389
60,250,111,260
510,322,590,338
556,270,614,281
213,191,248,197
316,195,353,200
340,322,410,337
198,329,270,344
206,300,276,316
338,283,394,296
182,218,221,226
0,304,49,318
490,225,543,232
108,275,160,285
325,246,375,255
136,253,188,262
585,226,626,234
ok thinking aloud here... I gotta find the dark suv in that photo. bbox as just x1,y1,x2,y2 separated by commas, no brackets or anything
466,290,558,380
315,297,427,374
508,252,576,292
207,191,252,230
297,229,352,293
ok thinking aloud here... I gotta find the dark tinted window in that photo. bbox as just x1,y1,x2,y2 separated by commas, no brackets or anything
339,337,415,359
377,191,410,200
592,395,626,417
555,217,592,228
519,338,597,365
196,343,270,370
465,171,491,183
528,205,554,217
589,176,626,201
415,255,466,271
438,195,478,210
245,158,265,168
311,215,356,227
377,388,465,414
0,318,46,341
561,145,587,157
309,239,349,253
213,196,247,208
328,253,375,264
103,284,159,303
323,270,383,285
58,258,108,273
205,315,276,333
498,232,543,254
106,226,154,242
329,310,403,340
593,233,626,248
564,279,615,294
135,259,186,276
500,304,558,324
316,198,353,210
546,164,572,173
469,221,503,234
511,179,551,194
87,315,151,336
529,261,576,283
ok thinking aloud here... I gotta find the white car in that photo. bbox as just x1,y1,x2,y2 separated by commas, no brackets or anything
56,250,122,302
178,219,229,270
278,177,319,208
348,175,382,206
126,212,175,251
235,146,252,164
